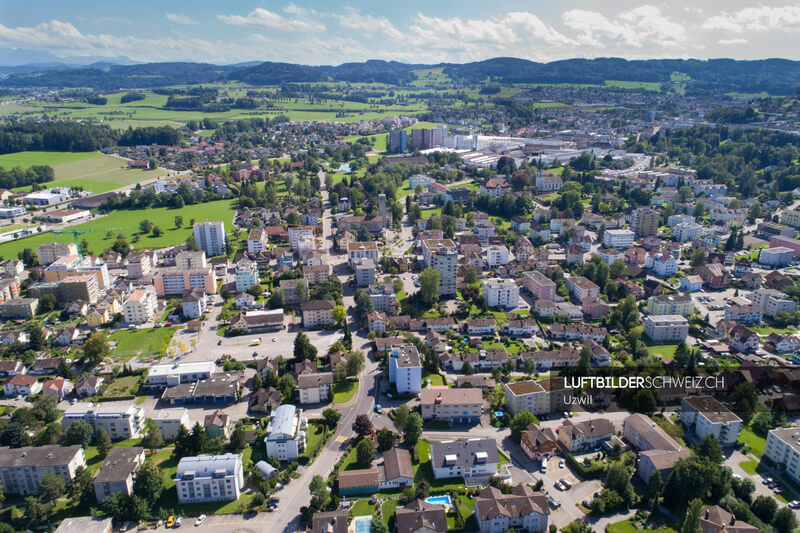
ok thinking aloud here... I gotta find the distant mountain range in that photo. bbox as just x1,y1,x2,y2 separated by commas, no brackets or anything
1,55,799,95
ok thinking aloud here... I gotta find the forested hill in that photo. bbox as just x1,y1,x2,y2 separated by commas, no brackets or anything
3,57,800,95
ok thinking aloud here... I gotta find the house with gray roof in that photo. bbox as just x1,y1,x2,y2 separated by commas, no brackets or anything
174,453,244,503
93,447,145,503
265,404,307,461
429,439,498,482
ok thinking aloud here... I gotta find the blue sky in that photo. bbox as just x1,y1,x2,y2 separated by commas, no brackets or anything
1,1,799,64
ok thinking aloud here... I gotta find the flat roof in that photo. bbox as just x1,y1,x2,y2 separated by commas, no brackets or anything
683,396,741,424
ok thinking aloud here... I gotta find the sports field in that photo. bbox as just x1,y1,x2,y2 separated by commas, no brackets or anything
0,198,236,259
9,153,167,193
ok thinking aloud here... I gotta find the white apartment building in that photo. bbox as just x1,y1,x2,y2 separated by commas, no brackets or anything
673,222,702,242
368,283,397,314
421,239,457,296
504,379,567,416
602,229,634,249
144,361,215,389
760,247,794,267
565,276,600,303
123,288,157,324
0,445,86,495
175,250,207,270
483,278,519,309
234,258,259,293
265,405,307,461
389,344,422,394
288,226,315,250
474,485,550,533
764,428,800,485
247,228,268,253
420,388,483,423
354,259,376,287
486,245,510,267
667,214,695,227
193,221,226,257
36,242,78,266
643,315,689,342
750,289,799,318
347,241,379,268
645,253,678,277
523,270,556,300
61,403,146,440
174,454,244,503
645,294,694,316
780,209,800,229
153,408,192,440
429,439,498,480
680,396,742,447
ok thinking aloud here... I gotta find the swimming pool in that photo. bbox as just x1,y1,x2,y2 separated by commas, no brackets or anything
336,163,352,172
425,495,452,506
354,516,371,533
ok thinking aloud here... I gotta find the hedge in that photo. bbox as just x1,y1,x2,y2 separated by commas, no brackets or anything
567,453,606,479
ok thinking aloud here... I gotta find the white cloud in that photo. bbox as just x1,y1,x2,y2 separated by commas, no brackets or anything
719,38,748,45
701,6,800,33
335,8,404,40
217,8,324,32
562,5,685,48
409,12,573,47
165,13,197,25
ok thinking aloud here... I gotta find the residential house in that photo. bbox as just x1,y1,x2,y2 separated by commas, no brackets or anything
297,372,333,404
429,439,499,481
174,454,243,503
93,447,145,503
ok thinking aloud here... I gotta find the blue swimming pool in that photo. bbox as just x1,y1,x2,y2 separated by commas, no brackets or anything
336,163,352,172
425,495,452,506
355,517,371,533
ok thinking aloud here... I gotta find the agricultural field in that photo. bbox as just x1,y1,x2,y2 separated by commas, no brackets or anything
0,150,102,169
0,198,236,259
14,153,167,193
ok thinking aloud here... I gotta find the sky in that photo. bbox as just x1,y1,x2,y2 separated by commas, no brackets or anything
1,0,800,65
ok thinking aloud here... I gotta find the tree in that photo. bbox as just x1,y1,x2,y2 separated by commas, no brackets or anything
462,361,474,375
174,215,183,228
39,470,65,502
38,294,57,313
682,498,703,533
418,267,440,307
142,422,164,451
65,420,94,447
354,289,374,322
152,226,163,237
252,372,263,391
174,424,192,457
522,357,537,375
96,427,112,459
578,346,592,374
69,465,93,505
694,434,723,464
356,437,376,466
83,330,110,364
247,284,264,298
377,427,395,451
33,394,60,423
268,288,284,309
645,471,662,510
24,496,47,526
343,323,353,350
332,304,347,326
36,422,62,445
190,422,210,455
347,350,365,376
464,267,478,285
403,413,423,444
370,518,389,533
294,331,318,361
229,427,246,452
279,374,296,400
510,412,536,442
26,324,45,350
309,474,328,509
690,248,707,267
1,422,31,448
322,408,341,429
352,414,373,438
732,382,759,424
296,279,308,302
752,495,778,523
149,157,158,170
139,219,153,234
133,461,164,506
394,404,410,432
773,507,798,533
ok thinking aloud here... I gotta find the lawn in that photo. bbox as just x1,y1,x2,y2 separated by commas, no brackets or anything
109,326,178,362
751,325,798,335
607,520,676,533
334,380,358,404
103,375,141,396
350,499,376,516
739,427,766,458
740,459,758,474
0,198,236,259
0,150,101,169
381,498,401,526
422,370,446,387
303,421,330,459
12,153,167,193
645,341,680,359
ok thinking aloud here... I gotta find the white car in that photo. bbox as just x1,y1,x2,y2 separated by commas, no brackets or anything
195,515,206,526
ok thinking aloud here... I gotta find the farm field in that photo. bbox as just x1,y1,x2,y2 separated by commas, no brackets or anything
0,150,101,169
7,152,167,193
0,198,236,259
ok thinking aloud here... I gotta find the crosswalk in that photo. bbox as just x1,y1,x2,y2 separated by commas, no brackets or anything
333,434,349,444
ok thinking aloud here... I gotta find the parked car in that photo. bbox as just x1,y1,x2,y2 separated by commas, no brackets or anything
195,515,206,526
166,517,175,528
175,517,182,528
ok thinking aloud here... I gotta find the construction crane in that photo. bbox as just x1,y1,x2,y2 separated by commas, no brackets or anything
52,226,135,255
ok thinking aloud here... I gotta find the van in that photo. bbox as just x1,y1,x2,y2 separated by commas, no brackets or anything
540,458,547,473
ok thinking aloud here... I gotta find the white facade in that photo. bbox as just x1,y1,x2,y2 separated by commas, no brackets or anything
265,405,307,461
421,240,457,295
760,247,794,267
193,221,226,257
175,454,243,503
643,315,689,342
123,288,157,324
234,260,259,293
673,222,702,242
483,278,519,309
680,396,742,447
602,229,634,249
486,245,510,267
154,408,192,440
288,226,315,250
145,361,215,389
388,344,422,394
765,428,800,485
62,403,146,440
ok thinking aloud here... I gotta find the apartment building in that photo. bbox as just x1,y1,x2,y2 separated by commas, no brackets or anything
144,361,215,389
486,245,510,267
680,396,742,447
353,259,376,287
759,247,794,267
369,283,397,314
123,288,157,324
153,267,216,296
474,485,550,533
764,428,800,485
36,242,78,265
504,379,567,416
523,270,556,301
632,207,659,237
297,372,333,404
420,388,482,423
175,453,244,503
175,250,207,270
59,274,100,304
389,344,422,394
153,408,192,440
93,447,145,503
482,278,519,309
247,228,268,253
347,241,379,268
0,298,38,319
234,258,259,293
0,445,86,495
602,229,635,249
301,299,335,328
288,226,315,250
565,276,600,303
429,439,498,480
126,252,153,279
643,315,689,342
673,222,702,242
645,294,694,316
265,405,307,461
421,239,457,296
750,289,799,318
193,221,226,257
781,209,800,228
61,403,146,440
